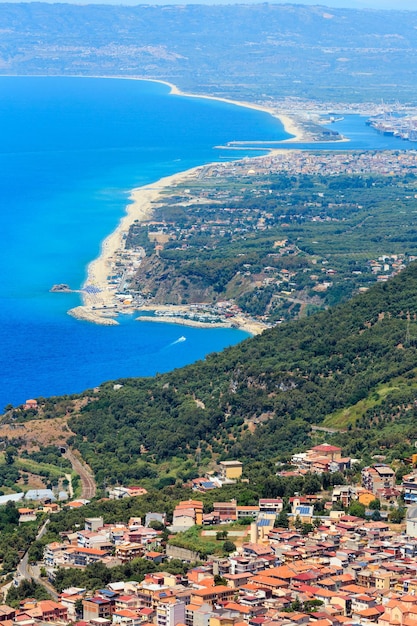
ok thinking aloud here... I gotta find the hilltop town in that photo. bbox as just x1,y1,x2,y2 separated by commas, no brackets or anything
5,7,417,626
4,447,417,626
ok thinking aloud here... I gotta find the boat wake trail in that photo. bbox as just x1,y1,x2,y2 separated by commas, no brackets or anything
170,336,187,346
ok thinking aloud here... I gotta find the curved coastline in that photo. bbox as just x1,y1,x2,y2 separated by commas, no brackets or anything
154,79,307,142
68,166,205,324
3,74,313,142
68,162,269,335
68,76,308,333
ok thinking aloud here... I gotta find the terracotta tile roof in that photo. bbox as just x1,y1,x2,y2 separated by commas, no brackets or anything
114,609,137,618
251,575,289,588
355,608,382,618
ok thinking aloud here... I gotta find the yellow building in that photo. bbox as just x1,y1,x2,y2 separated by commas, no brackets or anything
219,461,243,480
357,489,376,506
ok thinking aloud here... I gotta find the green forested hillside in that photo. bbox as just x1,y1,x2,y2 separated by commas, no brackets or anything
128,170,417,322
67,263,417,484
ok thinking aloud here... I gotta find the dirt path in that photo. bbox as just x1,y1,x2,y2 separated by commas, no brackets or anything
64,448,97,499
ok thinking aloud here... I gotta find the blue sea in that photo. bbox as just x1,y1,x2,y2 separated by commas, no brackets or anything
1,77,415,410
0,76,293,409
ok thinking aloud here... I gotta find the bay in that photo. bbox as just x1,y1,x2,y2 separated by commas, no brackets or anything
0,76,288,409
1,77,415,410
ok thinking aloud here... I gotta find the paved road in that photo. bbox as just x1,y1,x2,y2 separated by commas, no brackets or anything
16,519,49,578
16,520,59,601
64,448,97,499
12,449,96,600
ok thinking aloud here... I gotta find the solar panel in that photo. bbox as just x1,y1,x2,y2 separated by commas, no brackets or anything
258,519,271,527
296,506,311,515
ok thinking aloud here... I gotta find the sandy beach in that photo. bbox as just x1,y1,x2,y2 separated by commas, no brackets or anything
66,75,311,141
145,79,308,142
68,165,204,324
68,76,309,328
278,113,310,142
68,159,271,336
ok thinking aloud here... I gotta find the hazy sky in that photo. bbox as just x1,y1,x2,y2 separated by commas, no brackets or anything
1,0,415,8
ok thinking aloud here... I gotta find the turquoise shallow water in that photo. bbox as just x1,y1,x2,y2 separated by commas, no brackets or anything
0,76,290,408
1,77,415,410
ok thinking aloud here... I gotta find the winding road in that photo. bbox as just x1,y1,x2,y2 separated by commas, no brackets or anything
13,449,97,598
16,520,60,601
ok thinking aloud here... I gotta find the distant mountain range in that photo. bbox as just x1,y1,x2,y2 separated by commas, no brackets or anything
1,3,417,101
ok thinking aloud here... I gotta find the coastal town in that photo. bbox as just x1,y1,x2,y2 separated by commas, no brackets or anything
5,5,417,626
67,146,417,332
6,5,417,626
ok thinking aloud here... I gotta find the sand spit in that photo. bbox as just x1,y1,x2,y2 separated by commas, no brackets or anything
68,306,119,325
67,77,315,331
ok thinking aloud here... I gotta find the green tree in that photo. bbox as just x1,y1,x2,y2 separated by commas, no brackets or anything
294,514,302,529
348,501,366,518
222,540,236,554
389,507,406,523
214,575,227,586
6,580,51,608
275,510,289,528
28,540,45,563
75,599,84,618
304,600,324,612
216,530,228,540
5,446,17,466
302,473,322,495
